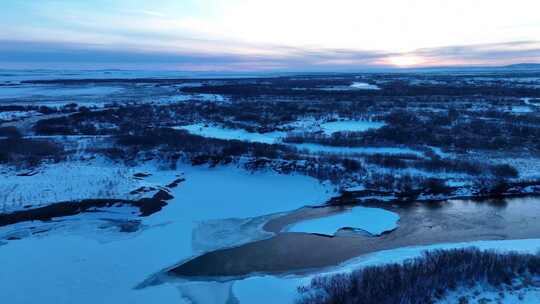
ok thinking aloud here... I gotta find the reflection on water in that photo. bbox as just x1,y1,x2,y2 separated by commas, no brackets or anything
410,196,540,218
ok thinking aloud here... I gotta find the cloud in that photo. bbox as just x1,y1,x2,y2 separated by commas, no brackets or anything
0,40,389,70
3,0,539,70
126,9,167,18
0,39,538,71
409,41,540,65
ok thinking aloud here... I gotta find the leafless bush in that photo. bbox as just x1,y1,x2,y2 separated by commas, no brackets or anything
0,126,22,138
491,164,519,179
297,248,540,304
0,138,65,167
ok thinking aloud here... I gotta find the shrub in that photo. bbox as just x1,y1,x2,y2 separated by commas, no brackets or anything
0,138,64,167
491,164,519,179
0,126,22,138
297,248,540,304
115,128,294,162
342,158,362,172
421,178,453,196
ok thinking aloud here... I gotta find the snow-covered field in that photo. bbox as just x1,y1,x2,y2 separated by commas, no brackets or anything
0,85,123,99
177,122,417,156
287,206,399,236
350,82,380,90
157,93,229,104
0,70,264,84
0,162,334,304
508,105,533,113
293,143,423,156
523,97,540,107
176,123,284,144
319,120,385,135
0,159,138,211
318,82,381,91
438,283,540,304
0,110,42,122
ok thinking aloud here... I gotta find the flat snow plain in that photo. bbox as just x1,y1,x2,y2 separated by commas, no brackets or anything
0,159,137,211
319,120,385,135
177,122,419,156
176,123,284,144
0,162,334,304
0,85,122,99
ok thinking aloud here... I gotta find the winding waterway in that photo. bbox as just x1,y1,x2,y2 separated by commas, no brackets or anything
170,196,540,278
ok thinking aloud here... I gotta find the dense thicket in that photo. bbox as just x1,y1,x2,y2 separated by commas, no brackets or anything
285,108,540,152
297,248,540,304
0,137,64,167
115,128,295,162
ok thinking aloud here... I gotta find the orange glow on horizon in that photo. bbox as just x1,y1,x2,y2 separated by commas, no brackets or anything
386,55,425,67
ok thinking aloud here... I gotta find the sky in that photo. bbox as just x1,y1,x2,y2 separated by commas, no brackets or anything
0,0,539,71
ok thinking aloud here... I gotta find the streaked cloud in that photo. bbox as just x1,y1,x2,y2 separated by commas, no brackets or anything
0,0,539,70
2,39,538,71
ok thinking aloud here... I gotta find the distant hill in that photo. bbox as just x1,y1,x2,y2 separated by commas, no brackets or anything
502,63,540,69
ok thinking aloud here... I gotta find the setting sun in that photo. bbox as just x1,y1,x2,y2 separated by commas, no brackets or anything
387,55,425,67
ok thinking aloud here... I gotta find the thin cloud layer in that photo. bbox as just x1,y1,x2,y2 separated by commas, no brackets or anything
1,0,539,70
1,40,538,71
